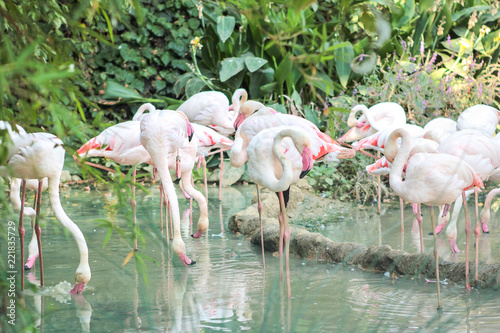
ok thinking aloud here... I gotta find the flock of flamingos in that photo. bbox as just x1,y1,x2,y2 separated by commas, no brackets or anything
2,87,500,310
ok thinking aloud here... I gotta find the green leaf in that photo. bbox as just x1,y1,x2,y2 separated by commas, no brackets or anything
219,57,245,82
102,81,142,100
185,77,206,96
275,55,293,87
244,56,268,72
334,42,354,88
217,16,235,43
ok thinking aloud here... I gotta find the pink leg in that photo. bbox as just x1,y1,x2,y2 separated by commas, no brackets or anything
462,192,471,290
429,206,442,309
132,170,138,251
219,151,223,201
35,180,44,287
415,204,424,253
474,187,480,281
257,185,265,268
18,180,27,290
400,197,404,233
278,191,292,299
160,183,164,232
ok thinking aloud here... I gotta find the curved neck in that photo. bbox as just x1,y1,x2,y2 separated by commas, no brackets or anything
484,188,500,211
231,89,248,116
48,177,89,267
271,129,306,191
389,128,411,197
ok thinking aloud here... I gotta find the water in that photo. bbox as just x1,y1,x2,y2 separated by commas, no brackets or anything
8,182,500,332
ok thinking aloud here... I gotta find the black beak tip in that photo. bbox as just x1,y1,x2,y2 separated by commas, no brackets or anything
300,169,311,179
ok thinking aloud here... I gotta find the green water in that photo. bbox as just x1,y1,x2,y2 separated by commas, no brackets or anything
6,183,500,332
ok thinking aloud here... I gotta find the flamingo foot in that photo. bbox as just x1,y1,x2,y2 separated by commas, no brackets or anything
481,222,489,234
69,282,85,294
449,237,460,253
24,254,39,269
178,253,196,266
191,230,204,238
182,189,190,199
465,283,471,291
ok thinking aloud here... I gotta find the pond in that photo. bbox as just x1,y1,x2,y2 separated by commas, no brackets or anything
8,182,500,332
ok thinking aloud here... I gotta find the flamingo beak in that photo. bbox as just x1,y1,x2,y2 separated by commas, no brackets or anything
186,121,194,142
233,113,245,131
300,146,314,179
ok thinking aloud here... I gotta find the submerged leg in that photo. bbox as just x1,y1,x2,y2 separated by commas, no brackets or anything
278,191,291,299
35,180,44,287
462,191,471,291
257,184,265,268
219,151,223,201
18,180,27,290
474,187,480,282
429,206,442,310
132,169,138,251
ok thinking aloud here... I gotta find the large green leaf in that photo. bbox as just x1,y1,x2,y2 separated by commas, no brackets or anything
244,56,268,72
102,81,142,100
334,42,354,88
219,57,245,82
275,55,293,87
217,16,235,43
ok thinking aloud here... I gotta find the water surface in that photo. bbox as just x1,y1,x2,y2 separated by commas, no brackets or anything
10,182,500,332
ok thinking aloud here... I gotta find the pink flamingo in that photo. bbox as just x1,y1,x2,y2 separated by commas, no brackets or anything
479,188,500,229
192,123,233,200
140,110,197,265
77,114,209,243
1,121,47,269
177,88,247,136
1,132,91,294
231,107,355,168
247,126,314,298
456,104,500,137
387,127,483,304
338,102,406,143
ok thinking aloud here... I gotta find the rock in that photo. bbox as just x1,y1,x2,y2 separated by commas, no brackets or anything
60,170,72,183
207,163,246,186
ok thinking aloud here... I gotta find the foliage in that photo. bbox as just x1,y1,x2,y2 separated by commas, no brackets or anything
307,155,392,204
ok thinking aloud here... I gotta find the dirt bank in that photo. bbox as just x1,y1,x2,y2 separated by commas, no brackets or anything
228,180,500,289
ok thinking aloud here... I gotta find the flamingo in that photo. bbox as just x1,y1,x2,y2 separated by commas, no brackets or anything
338,102,406,143
479,188,500,229
192,123,233,200
1,121,47,269
246,126,314,298
77,116,209,243
177,88,247,136
231,107,355,168
423,117,457,144
140,110,196,266
1,132,91,294
456,104,500,137
386,127,483,304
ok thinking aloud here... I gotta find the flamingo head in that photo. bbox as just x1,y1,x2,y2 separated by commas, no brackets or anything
70,263,91,294
233,113,245,131
300,146,314,179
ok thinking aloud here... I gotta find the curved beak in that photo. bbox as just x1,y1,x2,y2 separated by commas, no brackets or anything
300,146,314,178
233,113,245,131
186,121,194,142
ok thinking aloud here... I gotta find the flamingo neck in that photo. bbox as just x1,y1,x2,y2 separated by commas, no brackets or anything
389,128,411,197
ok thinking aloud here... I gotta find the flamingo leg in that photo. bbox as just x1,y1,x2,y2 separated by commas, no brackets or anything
219,151,223,201
18,180,27,290
429,206,442,310
463,191,471,290
278,191,291,299
474,187,480,282
413,203,424,253
160,183,164,232
35,180,44,287
256,184,265,268
132,169,138,251
400,197,404,233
